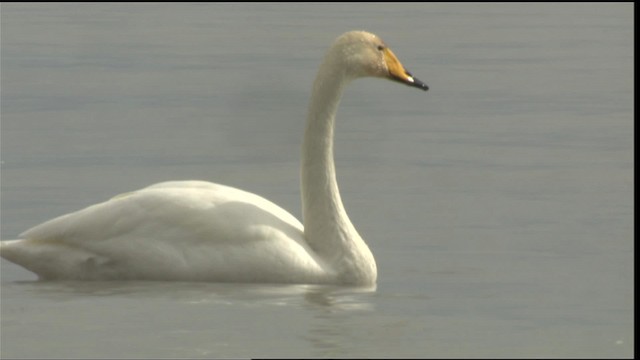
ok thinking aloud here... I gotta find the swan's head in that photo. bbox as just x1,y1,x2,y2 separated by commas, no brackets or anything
331,30,428,91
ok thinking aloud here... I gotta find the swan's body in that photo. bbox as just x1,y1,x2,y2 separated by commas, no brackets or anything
0,31,427,285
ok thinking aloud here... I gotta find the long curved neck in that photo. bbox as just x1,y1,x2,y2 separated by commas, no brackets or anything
301,55,376,284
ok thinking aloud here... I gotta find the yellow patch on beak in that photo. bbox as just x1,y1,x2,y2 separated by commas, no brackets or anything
383,48,428,91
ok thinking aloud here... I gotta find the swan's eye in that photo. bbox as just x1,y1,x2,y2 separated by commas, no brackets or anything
377,45,384,51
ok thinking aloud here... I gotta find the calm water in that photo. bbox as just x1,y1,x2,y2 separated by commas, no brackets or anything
0,3,633,358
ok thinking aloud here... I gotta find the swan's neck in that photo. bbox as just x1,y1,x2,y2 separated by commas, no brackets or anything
301,56,376,285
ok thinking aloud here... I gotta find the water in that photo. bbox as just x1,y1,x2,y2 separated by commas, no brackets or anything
0,3,633,358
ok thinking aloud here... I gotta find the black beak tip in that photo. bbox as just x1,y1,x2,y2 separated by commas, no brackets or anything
412,77,429,91
391,72,429,91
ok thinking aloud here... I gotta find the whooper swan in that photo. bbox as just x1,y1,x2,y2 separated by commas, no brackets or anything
0,30,428,285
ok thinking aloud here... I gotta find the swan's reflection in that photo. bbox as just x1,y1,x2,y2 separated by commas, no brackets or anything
299,284,377,357
3,280,377,357
302,284,376,310
8,279,375,303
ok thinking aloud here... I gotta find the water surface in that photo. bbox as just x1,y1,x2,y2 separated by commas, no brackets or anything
1,3,633,358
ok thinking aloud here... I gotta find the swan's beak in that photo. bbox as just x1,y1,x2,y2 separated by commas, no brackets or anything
384,48,429,91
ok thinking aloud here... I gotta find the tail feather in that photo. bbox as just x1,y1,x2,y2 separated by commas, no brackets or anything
0,239,110,280
0,240,25,264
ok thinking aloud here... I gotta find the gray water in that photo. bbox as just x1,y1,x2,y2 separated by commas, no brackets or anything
0,3,633,358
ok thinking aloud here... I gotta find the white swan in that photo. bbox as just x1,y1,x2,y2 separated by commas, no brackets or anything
0,30,428,285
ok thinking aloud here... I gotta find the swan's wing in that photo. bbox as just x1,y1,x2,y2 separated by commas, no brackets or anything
6,181,324,281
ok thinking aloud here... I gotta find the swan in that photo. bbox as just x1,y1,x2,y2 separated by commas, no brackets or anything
0,30,428,285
